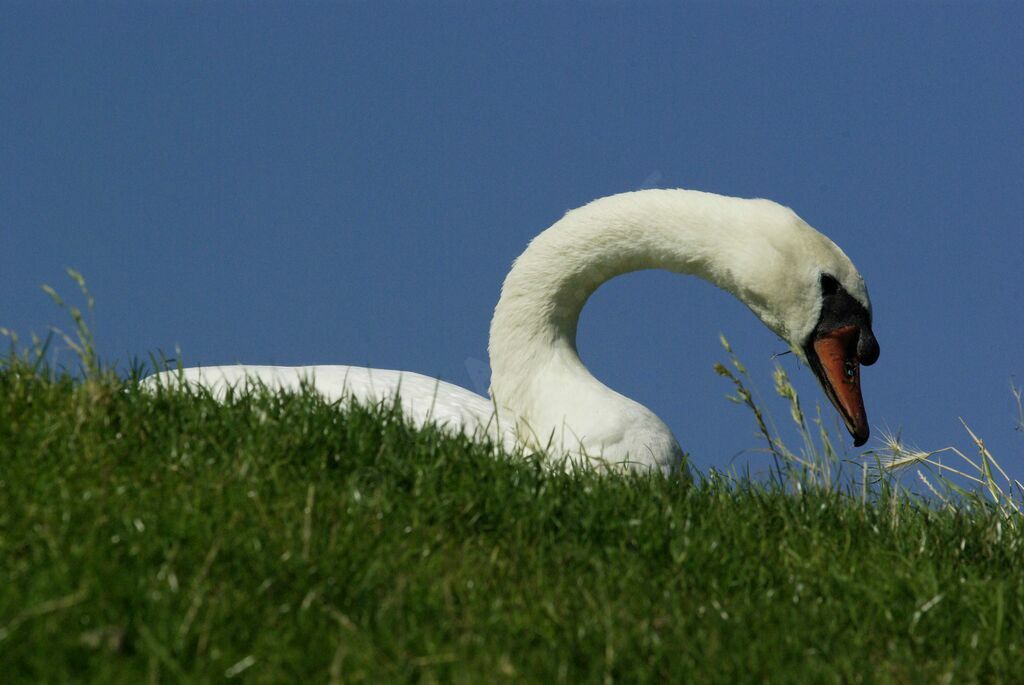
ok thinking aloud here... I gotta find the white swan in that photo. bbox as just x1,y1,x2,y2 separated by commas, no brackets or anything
148,189,879,474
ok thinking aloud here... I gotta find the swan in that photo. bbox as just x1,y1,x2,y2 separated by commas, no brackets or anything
147,189,880,474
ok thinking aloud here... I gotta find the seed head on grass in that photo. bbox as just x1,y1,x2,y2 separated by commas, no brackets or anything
713,335,780,467
875,423,1022,520
715,335,855,492
41,268,100,379
874,430,933,470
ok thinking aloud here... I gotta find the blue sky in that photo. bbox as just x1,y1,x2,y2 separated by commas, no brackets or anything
3,2,1022,478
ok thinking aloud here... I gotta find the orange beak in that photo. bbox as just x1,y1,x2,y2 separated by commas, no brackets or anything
810,324,869,446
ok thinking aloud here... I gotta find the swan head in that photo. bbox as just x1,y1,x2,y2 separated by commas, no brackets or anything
723,201,880,446
800,273,879,446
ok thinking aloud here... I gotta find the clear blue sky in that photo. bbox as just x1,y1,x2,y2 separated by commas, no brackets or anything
3,2,1022,478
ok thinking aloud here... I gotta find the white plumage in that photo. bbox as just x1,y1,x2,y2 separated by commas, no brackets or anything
147,189,876,474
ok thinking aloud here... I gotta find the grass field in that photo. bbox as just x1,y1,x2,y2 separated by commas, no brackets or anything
2,281,1023,683
2,362,1023,684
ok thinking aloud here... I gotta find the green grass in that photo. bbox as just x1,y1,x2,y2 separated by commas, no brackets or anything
2,369,1023,683
2,275,1023,683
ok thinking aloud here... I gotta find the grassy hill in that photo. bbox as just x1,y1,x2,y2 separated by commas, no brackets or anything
2,276,1022,683
2,361,1022,684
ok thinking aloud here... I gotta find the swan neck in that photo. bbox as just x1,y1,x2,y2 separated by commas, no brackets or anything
488,189,759,407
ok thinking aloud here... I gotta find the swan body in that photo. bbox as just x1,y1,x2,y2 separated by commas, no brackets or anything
148,189,879,474
163,364,522,453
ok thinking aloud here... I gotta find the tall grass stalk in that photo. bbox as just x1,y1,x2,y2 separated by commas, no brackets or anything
714,335,843,492
39,268,100,379
714,336,1023,522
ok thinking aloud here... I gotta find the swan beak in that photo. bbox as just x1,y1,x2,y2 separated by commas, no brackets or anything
810,325,869,446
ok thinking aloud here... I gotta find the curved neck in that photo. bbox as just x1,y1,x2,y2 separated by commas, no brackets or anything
488,189,772,411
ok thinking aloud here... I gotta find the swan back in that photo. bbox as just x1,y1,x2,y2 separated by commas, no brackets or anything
146,365,520,452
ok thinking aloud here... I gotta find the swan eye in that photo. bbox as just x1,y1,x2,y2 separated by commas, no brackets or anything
844,361,855,380
821,274,840,297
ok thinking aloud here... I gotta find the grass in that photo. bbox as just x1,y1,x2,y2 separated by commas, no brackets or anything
2,274,1023,683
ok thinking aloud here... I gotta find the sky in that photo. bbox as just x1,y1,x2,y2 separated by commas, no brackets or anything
2,2,1022,480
